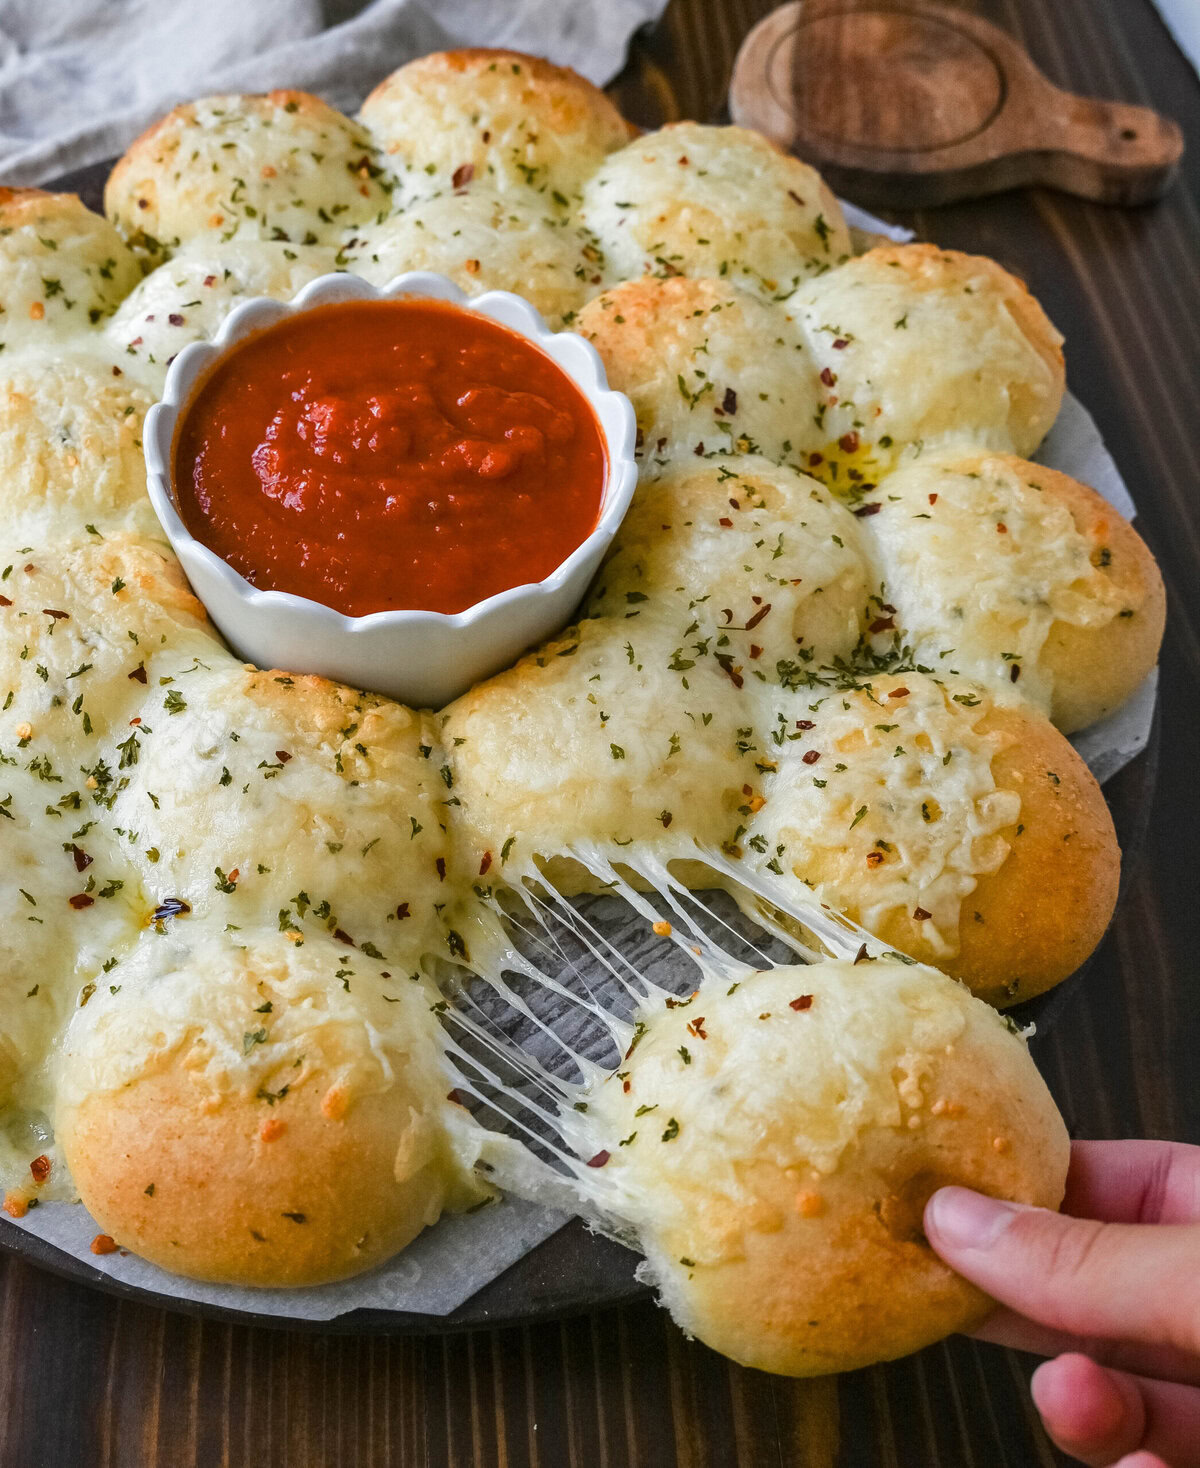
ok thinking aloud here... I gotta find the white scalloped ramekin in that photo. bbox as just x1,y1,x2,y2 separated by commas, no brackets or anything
143,271,638,708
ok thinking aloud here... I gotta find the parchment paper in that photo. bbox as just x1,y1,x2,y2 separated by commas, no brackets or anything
1,207,1159,1324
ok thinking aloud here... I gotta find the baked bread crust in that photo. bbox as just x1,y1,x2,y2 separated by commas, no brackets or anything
579,961,1069,1376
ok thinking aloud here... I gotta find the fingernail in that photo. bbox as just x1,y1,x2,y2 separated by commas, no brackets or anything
926,1187,1024,1251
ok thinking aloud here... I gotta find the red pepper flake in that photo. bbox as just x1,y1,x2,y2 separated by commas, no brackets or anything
168,313,185,327
660,811,673,828
913,907,932,921
853,942,870,964
586,1151,610,1168
203,274,217,287
997,523,1007,534
687,1016,707,1039
333,928,355,946
128,664,147,683
868,616,895,634
90,1234,118,1255
1010,663,1021,682
796,719,815,730
865,850,884,867
718,517,733,528
789,995,814,1011
228,869,239,883
29,1156,50,1185
274,750,292,763
832,338,848,350
819,367,837,387
928,492,939,505
748,644,762,660
888,686,910,700
838,431,860,454
70,845,93,872
446,1088,469,1107
0,595,8,607
435,856,446,881
802,749,821,765
678,155,689,165
478,851,493,876
451,162,475,188
854,502,882,518
808,452,824,467
622,1078,631,1093
721,387,737,415
129,717,141,727
68,894,94,910
395,902,410,920
745,603,771,630
693,441,706,455
42,608,69,621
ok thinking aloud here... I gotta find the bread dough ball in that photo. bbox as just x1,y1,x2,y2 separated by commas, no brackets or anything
56,926,488,1285
442,614,772,880
107,666,453,961
0,536,212,770
0,354,158,542
360,50,633,204
106,91,391,252
742,674,1118,1005
785,245,1065,490
579,123,850,300
344,186,598,328
576,959,1068,1375
858,450,1164,733
589,455,868,669
0,190,141,350
577,277,816,465
106,240,338,389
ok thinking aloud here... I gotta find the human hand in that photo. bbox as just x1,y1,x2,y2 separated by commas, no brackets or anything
924,1140,1200,1468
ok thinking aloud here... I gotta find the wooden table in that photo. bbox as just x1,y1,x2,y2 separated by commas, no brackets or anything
2,1,1197,1462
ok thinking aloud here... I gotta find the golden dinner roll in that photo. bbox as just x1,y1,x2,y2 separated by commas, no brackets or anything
105,239,339,388
0,189,141,349
56,927,489,1286
344,186,599,327
360,49,633,203
442,614,769,880
588,455,868,669
0,355,158,542
577,960,1068,1376
106,91,390,252
579,122,850,299
742,675,1118,1004
109,665,452,958
860,451,1164,732
0,535,211,765
577,276,816,464
785,245,1065,486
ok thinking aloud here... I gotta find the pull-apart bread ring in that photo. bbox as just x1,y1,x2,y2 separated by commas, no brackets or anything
0,48,1161,1343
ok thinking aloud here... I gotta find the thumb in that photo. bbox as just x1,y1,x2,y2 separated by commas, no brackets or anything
924,1187,1200,1356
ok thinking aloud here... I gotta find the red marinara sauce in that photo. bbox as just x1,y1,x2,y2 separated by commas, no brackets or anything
172,299,607,616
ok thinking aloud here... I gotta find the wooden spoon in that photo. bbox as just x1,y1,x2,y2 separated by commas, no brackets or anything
730,0,1183,206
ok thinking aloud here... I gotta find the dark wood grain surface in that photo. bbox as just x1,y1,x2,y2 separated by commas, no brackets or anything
2,1,1197,1463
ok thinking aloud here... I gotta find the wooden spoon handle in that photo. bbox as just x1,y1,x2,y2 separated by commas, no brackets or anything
989,85,1183,206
